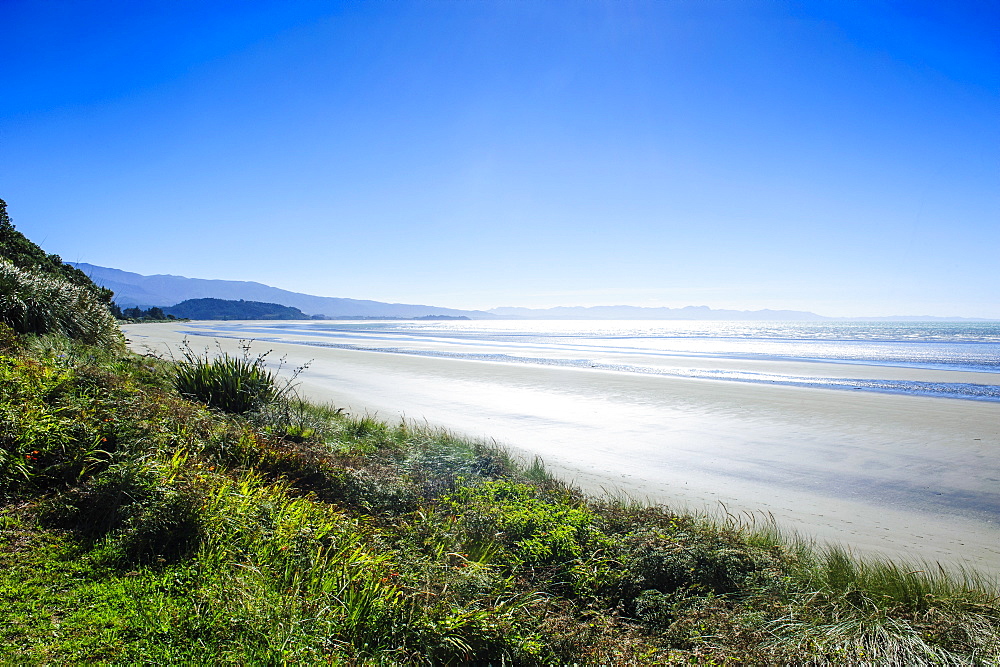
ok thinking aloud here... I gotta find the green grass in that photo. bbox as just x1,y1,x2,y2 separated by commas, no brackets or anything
1,330,999,664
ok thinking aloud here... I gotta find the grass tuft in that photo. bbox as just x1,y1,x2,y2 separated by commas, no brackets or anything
174,339,278,414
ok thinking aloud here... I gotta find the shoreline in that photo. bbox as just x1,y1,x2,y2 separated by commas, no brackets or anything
175,319,1000,395
125,321,1000,573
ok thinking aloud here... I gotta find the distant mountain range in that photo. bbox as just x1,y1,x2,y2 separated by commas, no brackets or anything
76,262,985,321
71,263,494,319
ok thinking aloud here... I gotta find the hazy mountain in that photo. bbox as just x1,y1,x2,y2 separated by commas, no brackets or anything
487,305,827,320
71,263,495,319
77,262,979,321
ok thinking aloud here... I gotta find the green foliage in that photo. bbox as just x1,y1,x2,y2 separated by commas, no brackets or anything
0,197,120,345
39,460,200,566
0,322,21,352
0,260,124,347
622,528,769,597
337,413,399,452
174,341,278,414
0,354,114,495
192,474,402,649
804,545,989,612
120,305,176,321
1,333,999,664
442,481,605,570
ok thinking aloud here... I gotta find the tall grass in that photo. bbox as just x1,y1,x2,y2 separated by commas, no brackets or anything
751,547,1000,663
0,259,122,347
192,473,401,655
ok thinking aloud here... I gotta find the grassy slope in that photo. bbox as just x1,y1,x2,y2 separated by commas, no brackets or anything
1,331,999,665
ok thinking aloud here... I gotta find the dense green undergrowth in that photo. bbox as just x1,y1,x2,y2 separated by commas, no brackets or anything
2,328,999,664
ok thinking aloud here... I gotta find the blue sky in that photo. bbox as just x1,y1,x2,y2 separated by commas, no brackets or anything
2,0,997,317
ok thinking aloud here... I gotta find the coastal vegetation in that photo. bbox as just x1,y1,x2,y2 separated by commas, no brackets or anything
0,260,123,347
3,328,999,664
2,211,999,663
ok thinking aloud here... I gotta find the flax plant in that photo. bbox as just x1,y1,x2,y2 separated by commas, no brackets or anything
174,340,278,414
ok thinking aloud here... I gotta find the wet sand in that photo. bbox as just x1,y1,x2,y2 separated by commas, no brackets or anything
125,321,1000,573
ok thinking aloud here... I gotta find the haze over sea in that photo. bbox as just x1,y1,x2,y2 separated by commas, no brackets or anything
190,319,1000,402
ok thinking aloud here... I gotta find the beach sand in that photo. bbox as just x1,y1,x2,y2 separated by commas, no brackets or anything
125,321,1000,573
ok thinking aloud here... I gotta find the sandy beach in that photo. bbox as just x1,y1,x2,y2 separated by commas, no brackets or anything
125,321,1000,573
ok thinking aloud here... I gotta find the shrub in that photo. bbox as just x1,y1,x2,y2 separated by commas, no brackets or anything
0,322,21,352
622,528,766,601
38,460,201,566
442,481,605,569
0,259,123,347
0,354,114,495
174,341,278,414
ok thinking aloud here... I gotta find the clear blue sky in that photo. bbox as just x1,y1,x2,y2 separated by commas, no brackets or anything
2,0,997,317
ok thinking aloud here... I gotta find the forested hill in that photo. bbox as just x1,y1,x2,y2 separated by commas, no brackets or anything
165,298,308,320
0,198,113,304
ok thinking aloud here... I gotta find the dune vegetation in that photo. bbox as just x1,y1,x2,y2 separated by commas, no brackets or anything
1,209,999,663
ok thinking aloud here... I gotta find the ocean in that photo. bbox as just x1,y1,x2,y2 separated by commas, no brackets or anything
189,319,1000,402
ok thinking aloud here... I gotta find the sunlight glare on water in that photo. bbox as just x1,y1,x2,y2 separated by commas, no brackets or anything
196,319,1000,401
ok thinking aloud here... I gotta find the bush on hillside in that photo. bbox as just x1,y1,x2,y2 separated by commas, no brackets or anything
0,259,124,347
0,322,20,353
0,198,113,304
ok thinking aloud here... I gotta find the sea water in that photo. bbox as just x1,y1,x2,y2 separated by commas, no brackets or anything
189,319,1000,402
